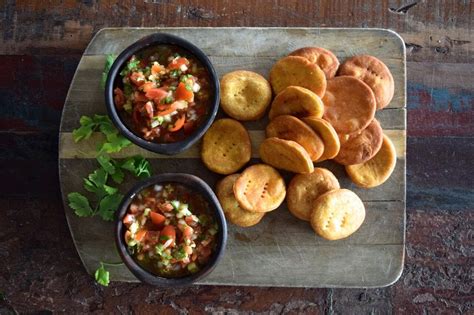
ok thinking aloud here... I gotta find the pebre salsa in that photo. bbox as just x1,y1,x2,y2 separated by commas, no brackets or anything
122,183,218,277
114,45,212,143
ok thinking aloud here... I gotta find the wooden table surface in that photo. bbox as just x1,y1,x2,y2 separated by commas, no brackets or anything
1,1,472,314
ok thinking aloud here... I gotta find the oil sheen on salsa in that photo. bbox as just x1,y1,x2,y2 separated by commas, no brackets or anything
123,183,218,277
114,45,212,143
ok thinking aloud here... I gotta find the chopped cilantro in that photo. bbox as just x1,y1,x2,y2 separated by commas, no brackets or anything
100,54,116,90
95,263,110,286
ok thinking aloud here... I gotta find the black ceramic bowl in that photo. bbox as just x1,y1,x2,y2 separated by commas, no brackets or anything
115,173,227,286
105,33,220,155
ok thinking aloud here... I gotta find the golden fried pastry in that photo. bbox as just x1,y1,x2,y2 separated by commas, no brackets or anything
322,76,376,134
268,86,324,120
216,174,265,227
289,46,340,79
334,119,383,165
233,164,286,213
345,134,397,188
310,189,366,240
269,56,326,97
287,168,340,221
201,118,251,174
338,55,394,110
302,117,340,161
259,137,314,174
266,115,324,161
220,70,272,121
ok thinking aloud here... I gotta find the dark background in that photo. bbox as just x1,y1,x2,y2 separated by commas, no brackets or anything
1,1,472,314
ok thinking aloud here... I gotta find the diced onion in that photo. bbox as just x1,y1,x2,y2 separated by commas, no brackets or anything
192,83,201,92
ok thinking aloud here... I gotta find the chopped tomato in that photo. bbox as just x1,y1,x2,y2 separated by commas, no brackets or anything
155,102,178,116
175,82,194,102
168,57,190,70
168,115,186,132
135,230,147,242
150,212,166,226
158,202,173,212
124,230,132,243
130,72,145,86
140,82,155,93
161,225,176,246
134,91,148,102
183,226,194,239
145,88,168,102
122,214,135,226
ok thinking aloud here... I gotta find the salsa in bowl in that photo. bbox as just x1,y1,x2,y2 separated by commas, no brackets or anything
105,33,220,155
115,174,227,286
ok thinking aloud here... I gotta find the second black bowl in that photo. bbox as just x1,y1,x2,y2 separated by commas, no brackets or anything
105,33,220,155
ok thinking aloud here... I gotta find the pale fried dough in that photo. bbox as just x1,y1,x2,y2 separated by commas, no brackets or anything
220,70,272,120
334,119,383,165
310,189,366,240
345,134,397,188
302,117,340,161
233,164,286,213
269,56,326,97
216,174,265,227
266,115,324,161
289,47,340,79
322,76,376,134
338,55,394,110
201,118,251,174
259,137,314,174
268,86,324,120
287,168,340,221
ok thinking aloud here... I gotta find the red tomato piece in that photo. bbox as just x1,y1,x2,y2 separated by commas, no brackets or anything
114,87,125,110
135,230,147,242
145,88,168,102
130,72,145,86
175,82,194,102
150,212,166,226
161,225,176,246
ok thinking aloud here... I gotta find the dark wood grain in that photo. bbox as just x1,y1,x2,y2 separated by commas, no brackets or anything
1,0,472,313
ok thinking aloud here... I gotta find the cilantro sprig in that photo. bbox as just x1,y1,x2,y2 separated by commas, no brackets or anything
100,54,116,90
68,113,153,286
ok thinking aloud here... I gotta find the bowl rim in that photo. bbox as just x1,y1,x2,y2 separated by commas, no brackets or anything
114,173,227,286
105,32,220,155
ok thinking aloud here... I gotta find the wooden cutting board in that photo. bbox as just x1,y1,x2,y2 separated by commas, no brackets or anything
59,27,406,288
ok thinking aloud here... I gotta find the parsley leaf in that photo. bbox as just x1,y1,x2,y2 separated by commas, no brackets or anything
100,133,131,153
100,54,116,90
83,169,108,196
110,167,125,184
96,154,116,175
95,263,110,286
98,193,124,221
67,192,93,217
120,156,152,178
72,116,95,142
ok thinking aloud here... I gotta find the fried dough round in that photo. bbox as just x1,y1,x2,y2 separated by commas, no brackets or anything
266,115,324,161
334,119,383,165
302,117,340,161
259,137,314,174
310,189,366,240
201,118,251,174
289,47,340,79
269,56,327,97
322,76,376,134
233,164,286,213
338,55,394,110
287,168,340,221
220,70,272,121
268,86,324,120
216,174,265,227
345,134,397,188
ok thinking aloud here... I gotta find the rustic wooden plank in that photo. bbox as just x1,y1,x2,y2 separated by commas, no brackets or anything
2,1,472,63
59,129,406,159
58,28,406,287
